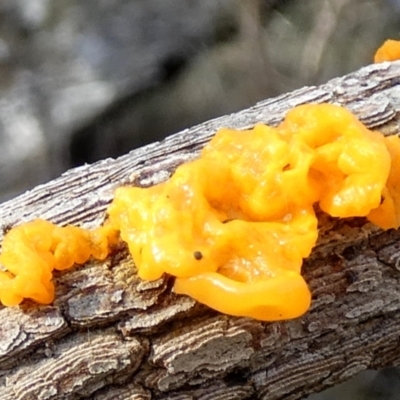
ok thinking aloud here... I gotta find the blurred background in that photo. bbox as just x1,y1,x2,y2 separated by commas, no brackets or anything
1,0,400,203
0,0,400,398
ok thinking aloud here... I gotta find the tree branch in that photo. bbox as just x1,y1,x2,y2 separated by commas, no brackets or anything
1,61,400,400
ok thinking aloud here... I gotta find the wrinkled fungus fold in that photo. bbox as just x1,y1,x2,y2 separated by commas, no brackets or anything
1,103,400,321
0,220,118,306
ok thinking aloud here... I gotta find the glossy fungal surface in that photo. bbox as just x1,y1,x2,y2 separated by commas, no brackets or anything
107,103,400,320
374,39,400,63
1,103,400,321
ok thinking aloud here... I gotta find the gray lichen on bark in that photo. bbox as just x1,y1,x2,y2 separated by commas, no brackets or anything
1,61,400,399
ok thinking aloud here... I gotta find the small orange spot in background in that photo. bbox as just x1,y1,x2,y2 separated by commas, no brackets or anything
374,39,400,63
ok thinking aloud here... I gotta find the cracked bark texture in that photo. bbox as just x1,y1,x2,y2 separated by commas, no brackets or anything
1,61,400,399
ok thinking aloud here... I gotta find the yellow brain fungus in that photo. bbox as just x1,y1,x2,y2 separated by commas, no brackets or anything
1,103,400,321
374,39,400,63
0,220,118,306
106,103,400,321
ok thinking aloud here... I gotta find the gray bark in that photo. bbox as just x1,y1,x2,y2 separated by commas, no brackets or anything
1,61,400,399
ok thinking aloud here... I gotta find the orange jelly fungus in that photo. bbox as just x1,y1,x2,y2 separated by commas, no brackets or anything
374,39,400,63
0,220,118,306
1,104,400,321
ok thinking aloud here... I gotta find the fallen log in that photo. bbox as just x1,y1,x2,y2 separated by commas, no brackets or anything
1,61,400,399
